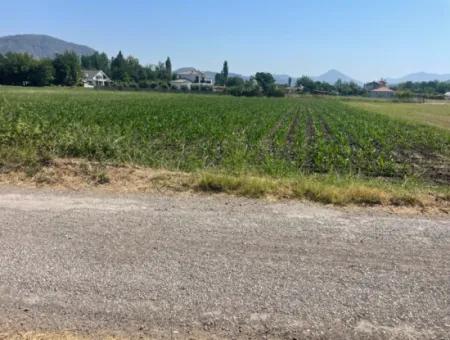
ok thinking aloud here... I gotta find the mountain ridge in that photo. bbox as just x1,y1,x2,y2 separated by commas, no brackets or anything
5,34,447,85
386,72,450,84
312,69,361,85
179,67,360,85
0,34,96,59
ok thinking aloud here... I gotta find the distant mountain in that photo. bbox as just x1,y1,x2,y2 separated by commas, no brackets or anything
0,34,96,59
312,69,361,85
182,68,293,84
386,72,450,84
177,67,365,86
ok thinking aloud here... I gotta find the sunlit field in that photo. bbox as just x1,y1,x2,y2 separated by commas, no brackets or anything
346,100,450,131
1,88,449,186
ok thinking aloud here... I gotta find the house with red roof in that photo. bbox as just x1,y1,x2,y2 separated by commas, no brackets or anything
367,80,396,98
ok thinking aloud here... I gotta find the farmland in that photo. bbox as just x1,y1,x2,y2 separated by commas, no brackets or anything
346,100,450,131
0,88,449,204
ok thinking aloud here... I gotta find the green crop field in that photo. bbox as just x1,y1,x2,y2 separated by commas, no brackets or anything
1,88,449,187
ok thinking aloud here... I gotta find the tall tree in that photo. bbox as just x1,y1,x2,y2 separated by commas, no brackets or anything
156,62,166,80
0,54,5,83
52,51,81,86
296,76,315,92
288,77,292,87
215,61,229,86
81,54,93,69
255,72,275,94
214,73,224,86
30,59,54,86
95,52,110,74
144,65,157,81
165,57,172,81
126,56,143,82
222,61,229,84
111,51,128,81
82,52,111,75
0,53,35,85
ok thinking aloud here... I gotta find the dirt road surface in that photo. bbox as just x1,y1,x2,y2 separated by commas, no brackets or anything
0,187,449,339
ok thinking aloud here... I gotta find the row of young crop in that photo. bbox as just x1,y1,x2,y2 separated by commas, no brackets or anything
1,89,449,183
247,98,449,181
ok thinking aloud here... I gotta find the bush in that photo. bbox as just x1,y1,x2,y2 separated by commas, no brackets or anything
127,82,139,90
138,80,151,89
265,86,285,97
227,83,261,97
396,90,414,99
226,77,245,87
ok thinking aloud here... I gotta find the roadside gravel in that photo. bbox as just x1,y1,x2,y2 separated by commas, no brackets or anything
0,187,449,339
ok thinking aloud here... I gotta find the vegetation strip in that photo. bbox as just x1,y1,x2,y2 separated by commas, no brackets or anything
0,159,448,212
0,88,448,207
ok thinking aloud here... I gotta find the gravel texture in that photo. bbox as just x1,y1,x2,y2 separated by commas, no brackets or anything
0,187,449,339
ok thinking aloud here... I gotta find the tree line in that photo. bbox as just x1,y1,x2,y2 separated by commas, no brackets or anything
1,50,449,98
293,77,450,97
393,81,450,98
214,61,285,97
294,76,365,96
0,51,174,88
224,73,369,97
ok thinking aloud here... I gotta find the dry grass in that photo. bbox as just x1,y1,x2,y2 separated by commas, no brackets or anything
0,332,117,340
0,159,192,194
197,172,432,207
0,158,448,213
346,100,450,131
0,330,225,340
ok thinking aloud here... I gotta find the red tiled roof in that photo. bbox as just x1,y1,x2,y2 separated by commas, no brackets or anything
371,86,394,92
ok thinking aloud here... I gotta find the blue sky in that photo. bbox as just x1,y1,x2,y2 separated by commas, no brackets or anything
1,0,449,81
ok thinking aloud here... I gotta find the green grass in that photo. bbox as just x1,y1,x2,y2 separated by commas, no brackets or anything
0,87,449,204
346,100,450,131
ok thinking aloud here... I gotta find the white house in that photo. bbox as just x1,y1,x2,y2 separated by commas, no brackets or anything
82,70,112,88
445,92,450,100
170,79,193,90
175,68,213,86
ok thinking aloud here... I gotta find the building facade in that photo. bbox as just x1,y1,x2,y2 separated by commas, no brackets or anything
82,70,112,88
369,86,396,98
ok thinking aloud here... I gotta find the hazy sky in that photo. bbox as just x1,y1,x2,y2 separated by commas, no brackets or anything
1,0,449,81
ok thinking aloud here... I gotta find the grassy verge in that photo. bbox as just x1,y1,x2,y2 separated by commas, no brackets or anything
1,159,448,211
197,172,448,207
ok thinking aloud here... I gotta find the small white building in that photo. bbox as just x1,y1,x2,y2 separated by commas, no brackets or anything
171,68,214,91
82,70,112,88
445,92,450,100
170,79,192,90
175,68,213,85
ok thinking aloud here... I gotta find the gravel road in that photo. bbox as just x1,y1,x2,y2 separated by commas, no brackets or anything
0,187,449,339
